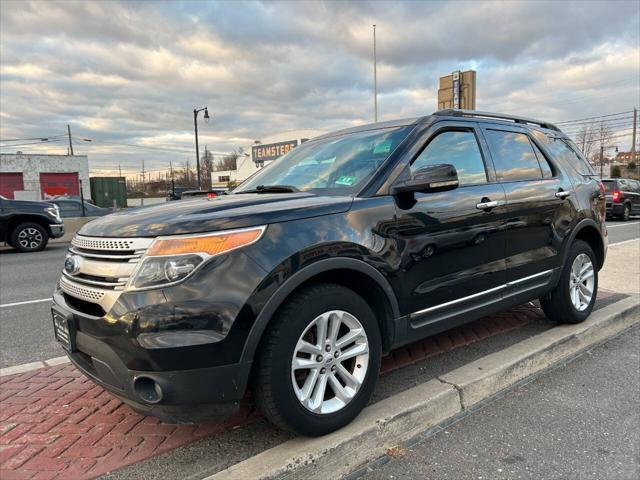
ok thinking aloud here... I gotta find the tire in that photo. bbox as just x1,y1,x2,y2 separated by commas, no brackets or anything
621,203,631,221
11,222,49,252
540,240,598,324
253,283,382,436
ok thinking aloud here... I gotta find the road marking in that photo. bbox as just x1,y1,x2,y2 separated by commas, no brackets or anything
0,298,51,308
607,221,640,229
609,238,640,247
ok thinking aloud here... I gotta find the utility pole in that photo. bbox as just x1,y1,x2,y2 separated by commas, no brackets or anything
141,159,145,206
118,164,122,178
631,107,637,169
170,160,175,193
600,144,604,179
373,24,378,123
67,124,74,155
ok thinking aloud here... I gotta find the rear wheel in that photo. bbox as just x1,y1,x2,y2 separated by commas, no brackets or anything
253,283,381,436
11,223,49,252
540,240,597,324
621,203,631,221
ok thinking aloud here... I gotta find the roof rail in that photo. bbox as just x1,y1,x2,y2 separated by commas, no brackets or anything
433,109,560,132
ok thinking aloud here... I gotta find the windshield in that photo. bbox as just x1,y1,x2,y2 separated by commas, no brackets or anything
235,126,413,195
602,180,616,192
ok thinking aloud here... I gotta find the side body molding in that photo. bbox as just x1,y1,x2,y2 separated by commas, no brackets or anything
239,257,401,364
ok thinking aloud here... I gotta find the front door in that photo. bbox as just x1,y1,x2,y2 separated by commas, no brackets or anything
390,122,507,334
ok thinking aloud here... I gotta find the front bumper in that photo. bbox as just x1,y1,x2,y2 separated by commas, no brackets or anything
52,290,252,423
49,223,65,238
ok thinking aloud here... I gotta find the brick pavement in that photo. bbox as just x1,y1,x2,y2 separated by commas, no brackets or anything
0,299,583,480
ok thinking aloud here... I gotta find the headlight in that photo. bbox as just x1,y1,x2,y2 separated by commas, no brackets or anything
126,226,265,291
46,206,61,221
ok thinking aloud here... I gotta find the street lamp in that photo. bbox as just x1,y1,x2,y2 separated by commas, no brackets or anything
599,144,618,178
193,106,210,189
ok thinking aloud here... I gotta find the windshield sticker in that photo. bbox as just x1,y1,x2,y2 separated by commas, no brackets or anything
373,140,392,154
335,175,357,186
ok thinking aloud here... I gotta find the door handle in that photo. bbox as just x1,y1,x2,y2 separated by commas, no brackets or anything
555,190,572,199
476,200,501,210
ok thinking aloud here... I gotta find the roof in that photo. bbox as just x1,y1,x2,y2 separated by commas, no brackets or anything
311,109,564,142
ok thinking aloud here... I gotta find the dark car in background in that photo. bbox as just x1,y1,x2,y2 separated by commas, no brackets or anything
166,186,191,201
180,188,228,199
602,178,640,221
52,110,607,436
0,196,64,252
51,198,110,218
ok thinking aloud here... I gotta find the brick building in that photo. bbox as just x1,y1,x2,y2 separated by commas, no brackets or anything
0,153,90,200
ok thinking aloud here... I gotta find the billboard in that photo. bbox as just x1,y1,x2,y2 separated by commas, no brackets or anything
252,140,299,163
438,70,476,110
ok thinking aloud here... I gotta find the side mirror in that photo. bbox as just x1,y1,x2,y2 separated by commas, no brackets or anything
391,164,459,195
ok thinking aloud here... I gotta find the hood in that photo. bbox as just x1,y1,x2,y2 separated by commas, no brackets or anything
7,199,55,209
78,192,353,237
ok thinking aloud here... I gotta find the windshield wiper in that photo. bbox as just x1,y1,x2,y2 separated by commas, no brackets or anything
237,185,300,194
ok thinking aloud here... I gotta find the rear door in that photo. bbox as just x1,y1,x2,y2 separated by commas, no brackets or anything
480,125,575,294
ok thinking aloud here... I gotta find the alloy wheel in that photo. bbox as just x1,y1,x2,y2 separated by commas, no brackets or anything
291,310,369,414
569,253,594,311
18,227,43,249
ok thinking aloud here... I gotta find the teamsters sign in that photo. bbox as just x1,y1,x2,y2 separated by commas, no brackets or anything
252,140,299,163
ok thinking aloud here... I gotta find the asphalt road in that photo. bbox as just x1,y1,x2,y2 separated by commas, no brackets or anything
0,220,638,368
356,325,640,480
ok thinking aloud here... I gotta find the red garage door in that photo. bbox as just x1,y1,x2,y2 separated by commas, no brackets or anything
40,172,80,199
0,172,24,199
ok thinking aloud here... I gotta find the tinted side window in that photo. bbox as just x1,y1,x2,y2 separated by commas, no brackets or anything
57,201,81,214
531,141,553,178
412,130,487,185
537,133,595,176
485,130,542,181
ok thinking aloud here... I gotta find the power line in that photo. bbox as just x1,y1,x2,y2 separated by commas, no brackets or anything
577,132,635,145
555,110,635,125
0,139,63,148
72,137,193,154
562,122,635,135
0,134,66,142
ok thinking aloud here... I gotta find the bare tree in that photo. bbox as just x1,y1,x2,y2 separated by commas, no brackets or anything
594,120,614,168
575,123,596,160
215,149,241,171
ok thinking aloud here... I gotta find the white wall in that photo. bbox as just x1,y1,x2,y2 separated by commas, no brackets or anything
0,153,91,199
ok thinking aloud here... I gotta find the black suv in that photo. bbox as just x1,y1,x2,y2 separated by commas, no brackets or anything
0,196,64,252
52,110,607,436
602,178,640,221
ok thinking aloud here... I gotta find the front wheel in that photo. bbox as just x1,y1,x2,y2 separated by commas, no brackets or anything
540,240,598,324
11,223,49,252
253,283,381,436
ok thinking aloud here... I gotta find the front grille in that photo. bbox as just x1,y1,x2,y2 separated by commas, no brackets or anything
60,235,154,313
60,276,105,302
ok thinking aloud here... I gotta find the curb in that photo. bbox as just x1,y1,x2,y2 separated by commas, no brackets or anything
207,294,639,480
0,355,69,377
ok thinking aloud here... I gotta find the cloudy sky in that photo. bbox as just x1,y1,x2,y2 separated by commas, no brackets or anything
1,0,639,177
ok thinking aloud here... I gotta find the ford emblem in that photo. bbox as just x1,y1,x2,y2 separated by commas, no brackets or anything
64,256,81,275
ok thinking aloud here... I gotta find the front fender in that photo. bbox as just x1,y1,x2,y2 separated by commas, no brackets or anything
239,257,400,364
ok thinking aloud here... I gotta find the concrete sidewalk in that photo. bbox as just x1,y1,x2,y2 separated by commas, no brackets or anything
600,239,640,295
355,324,640,480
